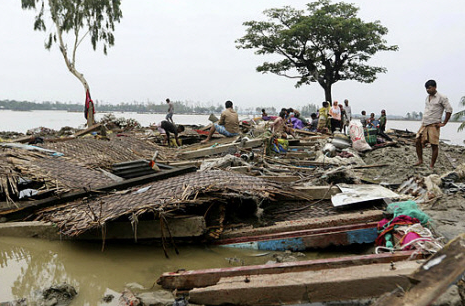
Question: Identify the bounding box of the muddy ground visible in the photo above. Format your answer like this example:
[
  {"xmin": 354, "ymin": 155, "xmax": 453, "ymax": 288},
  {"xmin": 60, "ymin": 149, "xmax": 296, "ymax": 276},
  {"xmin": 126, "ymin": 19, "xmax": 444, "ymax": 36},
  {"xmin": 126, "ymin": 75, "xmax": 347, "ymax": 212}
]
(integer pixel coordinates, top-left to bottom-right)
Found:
[{"xmin": 360, "ymin": 142, "xmax": 465, "ymax": 242}]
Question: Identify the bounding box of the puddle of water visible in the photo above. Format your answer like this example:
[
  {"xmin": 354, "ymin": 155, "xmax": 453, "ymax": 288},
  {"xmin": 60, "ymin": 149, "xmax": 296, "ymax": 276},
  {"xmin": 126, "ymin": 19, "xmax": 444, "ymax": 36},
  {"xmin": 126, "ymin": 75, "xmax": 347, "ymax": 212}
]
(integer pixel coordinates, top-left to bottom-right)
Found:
[{"xmin": 0, "ymin": 236, "xmax": 339, "ymax": 305}]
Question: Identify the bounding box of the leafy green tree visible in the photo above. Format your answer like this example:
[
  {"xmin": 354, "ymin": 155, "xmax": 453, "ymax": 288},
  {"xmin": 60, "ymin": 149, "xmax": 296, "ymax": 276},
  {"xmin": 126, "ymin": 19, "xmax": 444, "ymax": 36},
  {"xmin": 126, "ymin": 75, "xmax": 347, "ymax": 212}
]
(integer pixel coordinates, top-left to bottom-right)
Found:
[
  {"xmin": 21, "ymin": 0, "xmax": 122, "ymax": 96},
  {"xmin": 453, "ymin": 96, "xmax": 465, "ymax": 132},
  {"xmin": 236, "ymin": 0, "xmax": 398, "ymax": 103}
]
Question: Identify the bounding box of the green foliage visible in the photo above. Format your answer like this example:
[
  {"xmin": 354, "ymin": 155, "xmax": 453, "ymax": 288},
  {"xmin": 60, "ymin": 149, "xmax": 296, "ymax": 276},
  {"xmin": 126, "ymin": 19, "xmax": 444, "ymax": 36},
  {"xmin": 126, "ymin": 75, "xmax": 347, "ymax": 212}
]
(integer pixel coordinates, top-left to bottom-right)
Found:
[
  {"xmin": 236, "ymin": 0, "xmax": 398, "ymax": 102},
  {"xmin": 21, "ymin": 0, "xmax": 122, "ymax": 55}
]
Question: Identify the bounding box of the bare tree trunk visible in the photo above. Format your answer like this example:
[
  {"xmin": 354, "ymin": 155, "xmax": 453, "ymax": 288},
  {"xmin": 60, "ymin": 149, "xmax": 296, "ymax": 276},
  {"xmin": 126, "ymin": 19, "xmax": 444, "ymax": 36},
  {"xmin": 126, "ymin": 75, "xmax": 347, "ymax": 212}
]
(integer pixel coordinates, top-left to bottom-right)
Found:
[
  {"xmin": 55, "ymin": 24, "xmax": 94, "ymax": 125},
  {"xmin": 324, "ymin": 84, "xmax": 332, "ymax": 105}
]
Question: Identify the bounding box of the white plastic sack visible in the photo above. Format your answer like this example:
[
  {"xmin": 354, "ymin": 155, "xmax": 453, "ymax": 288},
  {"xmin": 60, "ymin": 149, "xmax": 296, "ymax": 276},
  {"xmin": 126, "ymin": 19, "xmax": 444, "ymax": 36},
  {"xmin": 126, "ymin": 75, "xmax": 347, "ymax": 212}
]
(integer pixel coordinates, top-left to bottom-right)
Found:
[{"xmin": 348, "ymin": 120, "xmax": 371, "ymax": 152}]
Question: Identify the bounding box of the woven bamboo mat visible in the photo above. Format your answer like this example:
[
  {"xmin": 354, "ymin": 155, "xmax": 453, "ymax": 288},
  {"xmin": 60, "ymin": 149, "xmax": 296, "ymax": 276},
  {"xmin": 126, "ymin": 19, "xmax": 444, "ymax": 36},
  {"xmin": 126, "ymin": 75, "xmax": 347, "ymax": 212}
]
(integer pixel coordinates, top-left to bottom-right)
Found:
[
  {"xmin": 34, "ymin": 170, "xmax": 309, "ymax": 237},
  {"xmin": 39, "ymin": 136, "xmax": 170, "ymax": 169}
]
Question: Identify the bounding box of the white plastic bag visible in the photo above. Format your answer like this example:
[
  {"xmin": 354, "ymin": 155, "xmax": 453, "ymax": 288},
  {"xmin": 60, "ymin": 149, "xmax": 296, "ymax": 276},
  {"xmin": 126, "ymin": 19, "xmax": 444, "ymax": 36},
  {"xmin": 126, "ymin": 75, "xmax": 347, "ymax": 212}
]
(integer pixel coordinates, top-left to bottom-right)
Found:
[{"xmin": 348, "ymin": 120, "xmax": 371, "ymax": 152}]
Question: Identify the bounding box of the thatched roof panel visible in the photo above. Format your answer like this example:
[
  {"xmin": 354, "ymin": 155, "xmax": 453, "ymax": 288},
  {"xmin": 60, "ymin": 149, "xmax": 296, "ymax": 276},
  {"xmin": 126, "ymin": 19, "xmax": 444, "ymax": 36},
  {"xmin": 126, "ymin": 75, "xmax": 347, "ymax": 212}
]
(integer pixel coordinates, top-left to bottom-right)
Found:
[{"xmin": 34, "ymin": 170, "xmax": 307, "ymax": 237}]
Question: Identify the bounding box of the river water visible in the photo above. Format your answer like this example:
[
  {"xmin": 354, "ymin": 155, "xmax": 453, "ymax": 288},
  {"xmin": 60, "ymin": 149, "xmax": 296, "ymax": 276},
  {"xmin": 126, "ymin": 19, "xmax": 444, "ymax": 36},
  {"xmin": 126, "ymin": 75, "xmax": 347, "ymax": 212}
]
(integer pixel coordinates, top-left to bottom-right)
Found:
[
  {"xmin": 0, "ymin": 110, "xmax": 463, "ymax": 145},
  {"xmin": 0, "ymin": 236, "xmax": 345, "ymax": 304}
]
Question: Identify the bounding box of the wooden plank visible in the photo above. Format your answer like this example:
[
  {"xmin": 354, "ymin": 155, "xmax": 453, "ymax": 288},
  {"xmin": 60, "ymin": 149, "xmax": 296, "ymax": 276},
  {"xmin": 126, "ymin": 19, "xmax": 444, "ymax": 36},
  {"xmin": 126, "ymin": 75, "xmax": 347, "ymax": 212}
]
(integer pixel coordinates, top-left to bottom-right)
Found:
[
  {"xmin": 373, "ymin": 233, "xmax": 465, "ymax": 306},
  {"xmin": 161, "ymin": 160, "xmax": 202, "ymax": 167},
  {"xmin": 268, "ymin": 159, "xmax": 328, "ymax": 167},
  {"xmin": 220, "ymin": 210, "xmax": 384, "ymax": 239},
  {"xmin": 296, "ymin": 140, "xmax": 318, "ymax": 146},
  {"xmin": 260, "ymin": 176, "xmax": 300, "ymax": 183},
  {"xmin": 294, "ymin": 185, "xmax": 341, "ymax": 199},
  {"xmin": 288, "ymin": 145, "xmax": 316, "ymax": 150},
  {"xmin": 229, "ymin": 166, "xmax": 251, "ymax": 174},
  {"xmin": 285, "ymin": 152, "xmax": 314, "ymax": 159},
  {"xmin": 178, "ymin": 139, "xmax": 263, "ymax": 159},
  {"xmin": 6, "ymin": 135, "xmax": 33, "ymax": 143},
  {"xmin": 73, "ymin": 123, "xmax": 102, "ymax": 137},
  {"xmin": 0, "ymin": 166, "xmax": 197, "ymax": 221},
  {"xmin": 213, "ymin": 222, "xmax": 379, "ymax": 251},
  {"xmin": 188, "ymin": 261, "xmax": 422, "ymax": 305},
  {"xmin": 0, "ymin": 217, "xmax": 206, "ymax": 240},
  {"xmin": 293, "ymin": 129, "xmax": 318, "ymax": 136},
  {"xmin": 158, "ymin": 251, "xmax": 421, "ymax": 290}
]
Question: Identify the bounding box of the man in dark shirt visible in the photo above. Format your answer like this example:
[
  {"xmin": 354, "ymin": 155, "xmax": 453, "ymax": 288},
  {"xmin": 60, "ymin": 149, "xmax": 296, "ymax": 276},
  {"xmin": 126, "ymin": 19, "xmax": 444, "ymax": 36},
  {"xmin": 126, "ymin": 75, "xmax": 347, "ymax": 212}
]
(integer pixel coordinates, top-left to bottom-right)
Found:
[{"xmin": 160, "ymin": 120, "xmax": 184, "ymax": 147}]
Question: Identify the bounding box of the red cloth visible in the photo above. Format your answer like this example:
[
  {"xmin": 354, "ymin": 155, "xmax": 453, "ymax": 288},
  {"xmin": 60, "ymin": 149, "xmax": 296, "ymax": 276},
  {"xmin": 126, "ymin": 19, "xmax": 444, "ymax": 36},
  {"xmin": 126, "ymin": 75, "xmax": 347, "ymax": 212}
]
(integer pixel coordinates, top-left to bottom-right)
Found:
[
  {"xmin": 84, "ymin": 89, "xmax": 94, "ymax": 119},
  {"xmin": 400, "ymin": 232, "xmax": 422, "ymax": 250},
  {"xmin": 375, "ymin": 215, "xmax": 420, "ymax": 246}
]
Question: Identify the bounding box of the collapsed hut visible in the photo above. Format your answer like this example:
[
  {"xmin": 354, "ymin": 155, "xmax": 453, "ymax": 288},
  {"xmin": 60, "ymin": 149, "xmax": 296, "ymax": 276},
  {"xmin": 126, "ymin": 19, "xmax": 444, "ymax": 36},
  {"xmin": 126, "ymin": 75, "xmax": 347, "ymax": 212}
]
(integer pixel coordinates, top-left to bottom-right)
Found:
[
  {"xmin": 1, "ymin": 118, "xmax": 465, "ymax": 305},
  {"xmin": 32, "ymin": 170, "xmax": 310, "ymax": 237}
]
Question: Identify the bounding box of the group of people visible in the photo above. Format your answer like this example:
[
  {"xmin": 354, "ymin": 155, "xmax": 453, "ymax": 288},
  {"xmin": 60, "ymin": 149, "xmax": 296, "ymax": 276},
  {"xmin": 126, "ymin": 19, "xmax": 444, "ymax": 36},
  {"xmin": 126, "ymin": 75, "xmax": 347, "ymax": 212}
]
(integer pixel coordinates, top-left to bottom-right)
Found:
[
  {"xmin": 158, "ymin": 79, "xmax": 453, "ymax": 170},
  {"xmin": 317, "ymin": 99, "xmax": 352, "ymax": 134},
  {"xmin": 360, "ymin": 110, "xmax": 387, "ymax": 132},
  {"xmin": 267, "ymin": 107, "xmax": 317, "ymax": 136},
  {"xmin": 160, "ymin": 99, "xmax": 241, "ymax": 146}
]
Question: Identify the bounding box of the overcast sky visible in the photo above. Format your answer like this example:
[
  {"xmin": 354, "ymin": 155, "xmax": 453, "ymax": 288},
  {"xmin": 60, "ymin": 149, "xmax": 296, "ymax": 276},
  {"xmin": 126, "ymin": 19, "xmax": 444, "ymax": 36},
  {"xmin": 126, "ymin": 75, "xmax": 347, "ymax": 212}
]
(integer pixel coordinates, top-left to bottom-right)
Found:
[{"xmin": 1, "ymin": 1, "xmax": 464, "ymax": 116}]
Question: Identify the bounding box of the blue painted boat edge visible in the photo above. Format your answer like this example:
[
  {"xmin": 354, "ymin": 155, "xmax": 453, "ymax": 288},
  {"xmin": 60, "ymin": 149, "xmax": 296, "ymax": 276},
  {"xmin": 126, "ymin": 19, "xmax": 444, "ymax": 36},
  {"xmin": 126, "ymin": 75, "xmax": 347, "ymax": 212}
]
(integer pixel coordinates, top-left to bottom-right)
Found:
[
  {"xmin": 219, "ymin": 228, "xmax": 378, "ymax": 251},
  {"xmin": 347, "ymin": 227, "xmax": 378, "ymax": 244}
]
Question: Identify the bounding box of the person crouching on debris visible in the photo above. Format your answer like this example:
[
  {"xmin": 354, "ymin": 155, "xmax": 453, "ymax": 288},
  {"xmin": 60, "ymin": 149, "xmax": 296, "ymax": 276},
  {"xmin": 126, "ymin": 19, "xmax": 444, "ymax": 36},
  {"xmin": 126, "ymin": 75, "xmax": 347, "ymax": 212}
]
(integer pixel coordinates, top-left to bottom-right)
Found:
[
  {"xmin": 270, "ymin": 110, "xmax": 294, "ymax": 136},
  {"xmin": 288, "ymin": 112, "xmax": 305, "ymax": 130},
  {"xmin": 201, "ymin": 100, "xmax": 239, "ymax": 143},
  {"xmin": 309, "ymin": 113, "xmax": 318, "ymax": 132},
  {"xmin": 157, "ymin": 120, "xmax": 185, "ymax": 147}
]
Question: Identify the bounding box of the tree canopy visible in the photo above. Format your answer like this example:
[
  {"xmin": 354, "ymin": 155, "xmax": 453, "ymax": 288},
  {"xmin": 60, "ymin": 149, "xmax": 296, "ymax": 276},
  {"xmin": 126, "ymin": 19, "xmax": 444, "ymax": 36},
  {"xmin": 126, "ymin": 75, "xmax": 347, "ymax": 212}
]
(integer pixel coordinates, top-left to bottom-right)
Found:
[
  {"xmin": 236, "ymin": 0, "xmax": 398, "ymax": 103},
  {"xmin": 21, "ymin": 0, "xmax": 122, "ymax": 93}
]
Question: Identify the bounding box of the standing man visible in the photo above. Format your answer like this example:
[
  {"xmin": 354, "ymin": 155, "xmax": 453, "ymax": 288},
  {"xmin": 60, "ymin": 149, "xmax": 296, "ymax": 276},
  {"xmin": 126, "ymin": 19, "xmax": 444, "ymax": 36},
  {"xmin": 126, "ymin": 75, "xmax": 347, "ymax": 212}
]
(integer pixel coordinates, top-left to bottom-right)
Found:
[
  {"xmin": 201, "ymin": 100, "xmax": 239, "ymax": 143},
  {"xmin": 343, "ymin": 99, "xmax": 352, "ymax": 134},
  {"xmin": 166, "ymin": 98, "xmax": 174, "ymax": 123},
  {"xmin": 415, "ymin": 80, "xmax": 453, "ymax": 168},
  {"xmin": 343, "ymin": 99, "xmax": 352, "ymax": 121}
]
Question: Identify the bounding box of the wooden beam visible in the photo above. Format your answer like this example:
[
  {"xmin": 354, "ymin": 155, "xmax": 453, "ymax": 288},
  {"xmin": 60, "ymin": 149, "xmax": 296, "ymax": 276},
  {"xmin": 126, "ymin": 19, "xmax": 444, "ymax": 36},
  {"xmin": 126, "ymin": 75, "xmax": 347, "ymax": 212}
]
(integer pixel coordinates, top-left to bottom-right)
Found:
[
  {"xmin": 285, "ymin": 152, "xmax": 314, "ymax": 159},
  {"xmin": 178, "ymin": 139, "xmax": 263, "ymax": 159},
  {"xmin": 260, "ymin": 176, "xmax": 300, "ymax": 183},
  {"xmin": 213, "ymin": 222, "xmax": 379, "ymax": 251},
  {"xmin": 0, "ymin": 216, "xmax": 206, "ymax": 240},
  {"xmin": 220, "ymin": 210, "xmax": 384, "ymax": 239},
  {"xmin": 73, "ymin": 123, "xmax": 102, "ymax": 137},
  {"xmin": 293, "ymin": 129, "xmax": 318, "ymax": 136},
  {"xmin": 229, "ymin": 166, "xmax": 252, "ymax": 174},
  {"xmin": 188, "ymin": 261, "xmax": 422, "ymax": 305},
  {"xmin": 293, "ymin": 185, "xmax": 341, "ymax": 199},
  {"xmin": 6, "ymin": 135, "xmax": 33, "ymax": 143},
  {"xmin": 373, "ymin": 233, "xmax": 465, "ymax": 306},
  {"xmin": 158, "ymin": 251, "xmax": 421, "ymax": 290}
]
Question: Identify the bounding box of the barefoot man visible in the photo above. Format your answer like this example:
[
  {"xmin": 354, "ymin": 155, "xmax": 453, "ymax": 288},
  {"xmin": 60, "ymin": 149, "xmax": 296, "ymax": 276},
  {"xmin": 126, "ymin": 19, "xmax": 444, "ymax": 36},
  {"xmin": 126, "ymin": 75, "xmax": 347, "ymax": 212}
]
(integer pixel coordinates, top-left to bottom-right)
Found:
[{"xmin": 415, "ymin": 79, "xmax": 453, "ymax": 168}]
